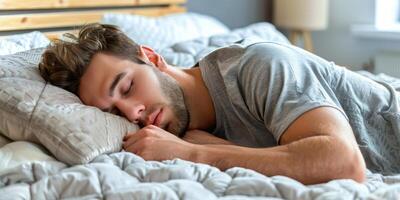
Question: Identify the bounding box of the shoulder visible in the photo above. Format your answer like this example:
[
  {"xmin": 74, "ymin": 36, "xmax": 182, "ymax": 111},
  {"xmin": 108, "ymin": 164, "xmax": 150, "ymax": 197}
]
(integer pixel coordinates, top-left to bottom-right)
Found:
[
  {"xmin": 280, "ymin": 106, "xmax": 353, "ymax": 145},
  {"xmin": 237, "ymin": 42, "xmax": 300, "ymax": 82},
  {"xmin": 243, "ymin": 42, "xmax": 307, "ymax": 63}
]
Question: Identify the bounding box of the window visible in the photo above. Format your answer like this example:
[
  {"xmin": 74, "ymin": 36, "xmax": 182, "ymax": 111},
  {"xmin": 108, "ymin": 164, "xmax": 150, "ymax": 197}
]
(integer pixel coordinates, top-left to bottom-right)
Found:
[
  {"xmin": 351, "ymin": 0, "xmax": 400, "ymax": 40},
  {"xmin": 375, "ymin": 0, "xmax": 400, "ymax": 30},
  {"xmin": 398, "ymin": 1, "xmax": 400, "ymax": 22}
]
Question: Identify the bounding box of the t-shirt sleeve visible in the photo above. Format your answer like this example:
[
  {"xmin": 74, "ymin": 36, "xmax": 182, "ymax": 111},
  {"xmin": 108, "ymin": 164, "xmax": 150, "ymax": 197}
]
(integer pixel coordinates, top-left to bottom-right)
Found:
[{"xmin": 239, "ymin": 42, "xmax": 347, "ymax": 143}]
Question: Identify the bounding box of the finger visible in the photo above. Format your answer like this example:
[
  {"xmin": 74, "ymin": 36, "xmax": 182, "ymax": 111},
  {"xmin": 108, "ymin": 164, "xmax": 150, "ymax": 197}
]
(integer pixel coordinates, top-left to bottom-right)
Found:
[
  {"xmin": 123, "ymin": 128, "xmax": 153, "ymax": 149},
  {"xmin": 123, "ymin": 135, "xmax": 141, "ymax": 149},
  {"xmin": 124, "ymin": 137, "xmax": 147, "ymax": 155},
  {"xmin": 123, "ymin": 131, "xmax": 137, "ymax": 141},
  {"xmin": 125, "ymin": 143, "xmax": 140, "ymax": 155},
  {"xmin": 123, "ymin": 134, "xmax": 130, "ymax": 141}
]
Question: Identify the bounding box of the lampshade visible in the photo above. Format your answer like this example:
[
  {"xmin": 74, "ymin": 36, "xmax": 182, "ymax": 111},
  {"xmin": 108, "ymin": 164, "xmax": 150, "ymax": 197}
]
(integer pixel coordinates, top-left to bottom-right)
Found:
[{"xmin": 274, "ymin": 0, "xmax": 329, "ymax": 31}]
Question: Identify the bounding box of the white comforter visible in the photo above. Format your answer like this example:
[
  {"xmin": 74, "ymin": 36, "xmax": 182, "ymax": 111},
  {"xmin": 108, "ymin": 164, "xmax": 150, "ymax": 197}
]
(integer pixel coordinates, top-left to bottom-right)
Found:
[{"xmin": 1, "ymin": 145, "xmax": 400, "ymax": 200}]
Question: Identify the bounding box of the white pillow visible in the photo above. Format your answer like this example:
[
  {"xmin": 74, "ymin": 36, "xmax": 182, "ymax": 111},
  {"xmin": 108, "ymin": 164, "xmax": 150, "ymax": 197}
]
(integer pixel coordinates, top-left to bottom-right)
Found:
[
  {"xmin": 101, "ymin": 12, "xmax": 230, "ymax": 50},
  {"xmin": 0, "ymin": 141, "xmax": 56, "ymax": 172},
  {"xmin": 0, "ymin": 48, "xmax": 139, "ymax": 165},
  {"xmin": 0, "ymin": 31, "xmax": 50, "ymax": 55}
]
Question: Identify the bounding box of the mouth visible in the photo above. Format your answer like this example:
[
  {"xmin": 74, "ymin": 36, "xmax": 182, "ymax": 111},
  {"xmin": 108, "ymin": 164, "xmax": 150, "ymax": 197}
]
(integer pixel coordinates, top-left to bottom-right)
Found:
[{"xmin": 152, "ymin": 108, "xmax": 163, "ymax": 127}]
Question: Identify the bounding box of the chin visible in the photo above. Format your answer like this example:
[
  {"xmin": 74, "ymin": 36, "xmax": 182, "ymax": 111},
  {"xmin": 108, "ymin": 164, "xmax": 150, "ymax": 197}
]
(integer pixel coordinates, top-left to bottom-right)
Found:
[
  {"xmin": 163, "ymin": 105, "xmax": 189, "ymax": 137},
  {"xmin": 166, "ymin": 123, "xmax": 178, "ymax": 136},
  {"xmin": 163, "ymin": 121, "xmax": 179, "ymax": 136}
]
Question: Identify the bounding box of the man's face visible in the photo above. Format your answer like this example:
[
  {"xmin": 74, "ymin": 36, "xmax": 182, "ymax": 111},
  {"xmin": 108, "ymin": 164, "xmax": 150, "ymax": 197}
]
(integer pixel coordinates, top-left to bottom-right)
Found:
[{"xmin": 79, "ymin": 53, "xmax": 189, "ymax": 136}]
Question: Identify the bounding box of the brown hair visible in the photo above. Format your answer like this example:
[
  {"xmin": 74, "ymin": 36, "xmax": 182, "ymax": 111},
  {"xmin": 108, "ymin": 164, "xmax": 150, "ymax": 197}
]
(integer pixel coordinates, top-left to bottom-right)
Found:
[{"xmin": 39, "ymin": 23, "xmax": 144, "ymax": 94}]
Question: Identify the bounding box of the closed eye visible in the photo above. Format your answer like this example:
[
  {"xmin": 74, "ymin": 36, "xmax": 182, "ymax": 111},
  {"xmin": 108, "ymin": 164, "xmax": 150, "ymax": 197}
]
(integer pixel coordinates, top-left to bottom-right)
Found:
[{"xmin": 123, "ymin": 80, "xmax": 134, "ymax": 96}]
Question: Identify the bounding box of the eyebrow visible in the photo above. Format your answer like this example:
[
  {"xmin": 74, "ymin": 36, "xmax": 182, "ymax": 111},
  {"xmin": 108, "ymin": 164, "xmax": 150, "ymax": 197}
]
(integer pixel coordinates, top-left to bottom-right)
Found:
[{"xmin": 109, "ymin": 72, "xmax": 127, "ymax": 97}]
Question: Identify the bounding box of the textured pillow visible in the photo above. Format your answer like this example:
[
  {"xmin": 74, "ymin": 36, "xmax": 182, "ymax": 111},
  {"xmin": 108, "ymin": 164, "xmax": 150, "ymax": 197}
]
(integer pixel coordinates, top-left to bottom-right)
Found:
[
  {"xmin": 0, "ymin": 48, "xmax": 139, "ymax": 165},
  {"xmin": 0, "ymin": 31, "xmax": 50, "ymax": 55},
  {"xmin": 101, "ymin": 12, "xmax": 230, "ymax": 51}
]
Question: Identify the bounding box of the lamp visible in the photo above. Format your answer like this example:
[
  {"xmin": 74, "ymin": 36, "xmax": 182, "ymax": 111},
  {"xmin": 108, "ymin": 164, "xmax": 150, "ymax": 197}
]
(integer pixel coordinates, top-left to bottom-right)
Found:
[{"xmin": 274, "ymin": 0, "xmax": 329, "ymax": 52}]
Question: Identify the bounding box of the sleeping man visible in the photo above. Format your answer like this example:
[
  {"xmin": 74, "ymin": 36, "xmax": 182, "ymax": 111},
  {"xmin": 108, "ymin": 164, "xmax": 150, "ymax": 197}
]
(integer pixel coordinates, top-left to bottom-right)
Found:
[{"xmin": 39, "ymin": 24, "xmax": 400, "ymax": 185}]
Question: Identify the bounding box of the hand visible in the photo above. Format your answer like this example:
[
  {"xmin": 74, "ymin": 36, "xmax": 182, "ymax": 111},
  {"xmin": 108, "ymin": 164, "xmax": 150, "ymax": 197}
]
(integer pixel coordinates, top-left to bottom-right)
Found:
[{"xmin": 123, "ymin": 125, "xmax": 197, "ymax": 161}]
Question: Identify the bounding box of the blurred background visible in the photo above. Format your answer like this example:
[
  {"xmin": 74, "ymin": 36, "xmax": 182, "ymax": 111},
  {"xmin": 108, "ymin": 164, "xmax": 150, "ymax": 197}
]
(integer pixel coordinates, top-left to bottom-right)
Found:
[
  {"xmin": 188, "ymin": 0, "xmax": 400, "ymax": 75},
  {"xmin": 1, "ymin": 0, "xmax": 399, "ymax": 75}
]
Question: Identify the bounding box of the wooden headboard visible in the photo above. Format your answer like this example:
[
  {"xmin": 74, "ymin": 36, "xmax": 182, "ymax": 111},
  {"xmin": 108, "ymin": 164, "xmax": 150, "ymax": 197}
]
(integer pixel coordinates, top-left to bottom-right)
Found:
[{"xmin": 0, "ymin": 0, "xmax": 186, "ymax": 39}]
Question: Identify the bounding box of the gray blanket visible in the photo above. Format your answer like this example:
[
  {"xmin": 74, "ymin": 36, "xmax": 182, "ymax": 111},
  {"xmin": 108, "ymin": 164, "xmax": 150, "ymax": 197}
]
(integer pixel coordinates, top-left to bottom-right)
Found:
[
  {"xmin": 1, "ymin": 152, "xmax": 400, "ymax": 200},
  {"xmin": 160, "ymin": 22, "xmax": 290, "ymax": 67}
]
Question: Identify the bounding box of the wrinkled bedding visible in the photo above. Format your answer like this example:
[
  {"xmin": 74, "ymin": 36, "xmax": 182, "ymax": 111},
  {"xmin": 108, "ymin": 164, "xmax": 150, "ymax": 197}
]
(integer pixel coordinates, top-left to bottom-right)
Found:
[
  {"xmin": 2, "ymin": 23, "xmax": 400, "ymax": 199},
  {"xmin": 0, "ymin": 32, "xmax": 49, "ymax": 56},
  {"xmin": 1, "ymin": 148, "xmax": 400, "ymax": 200},
  {"xmin": 160, "ymin": 22, "xmax": 289, "ymax": 67}
]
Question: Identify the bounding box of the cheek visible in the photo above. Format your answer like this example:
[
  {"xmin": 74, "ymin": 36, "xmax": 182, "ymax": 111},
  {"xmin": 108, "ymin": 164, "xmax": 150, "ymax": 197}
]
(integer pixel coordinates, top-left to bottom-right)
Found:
[
  {"xmin": 164, "ymin": 108, "xmax": 177, "ymax": 131},
  {"xmin": 135, "ymin": 81, "xmax": 167, "ymax": 104},
  {"xmin": 135, "ymin": 69, "xmax": 171, "ymax": 105},
  {"xmin": 164, "ymin": 107, "xmax": 175, "ymax": 120}
]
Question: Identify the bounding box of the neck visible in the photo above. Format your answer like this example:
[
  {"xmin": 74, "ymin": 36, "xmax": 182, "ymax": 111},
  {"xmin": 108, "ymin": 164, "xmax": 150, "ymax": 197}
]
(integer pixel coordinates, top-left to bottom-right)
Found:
[{"xmin": 163, "ymin": 65, "xmax": 216, "ymax": 131}]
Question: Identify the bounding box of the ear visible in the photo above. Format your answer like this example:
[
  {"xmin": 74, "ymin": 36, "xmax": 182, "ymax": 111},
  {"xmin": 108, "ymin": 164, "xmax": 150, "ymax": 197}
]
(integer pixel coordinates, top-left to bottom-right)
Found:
[{"xmin": 138, "ymin": 45, "xmax": 169, "ymax": 72}]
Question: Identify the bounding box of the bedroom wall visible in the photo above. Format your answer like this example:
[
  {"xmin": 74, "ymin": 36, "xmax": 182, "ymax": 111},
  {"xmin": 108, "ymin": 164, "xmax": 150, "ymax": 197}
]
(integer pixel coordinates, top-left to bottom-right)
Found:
[
  {"xmin": 187, "ymin": 0, "xmax": 271, "ymax": 29},
  {"xmin": 312, "ymin": 0, "xmax": 400, "ymax": 70},
  {"xmin": 188, "ymin": 0, "xmax": 400, "ymax": 71}
]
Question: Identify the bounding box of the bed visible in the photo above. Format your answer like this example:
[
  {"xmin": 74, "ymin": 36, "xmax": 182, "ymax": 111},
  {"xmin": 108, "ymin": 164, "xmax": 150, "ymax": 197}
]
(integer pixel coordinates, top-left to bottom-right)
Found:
[{"xmin": 1, "ymin": 0, "xmax": 400, "ymax": 199}]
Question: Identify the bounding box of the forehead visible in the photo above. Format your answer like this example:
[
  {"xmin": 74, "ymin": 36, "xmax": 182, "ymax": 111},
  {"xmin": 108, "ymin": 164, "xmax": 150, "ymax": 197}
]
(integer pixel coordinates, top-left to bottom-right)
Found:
[{"xmin": 78, "ymin": 53, "xmax": 131, "ymax": 107}]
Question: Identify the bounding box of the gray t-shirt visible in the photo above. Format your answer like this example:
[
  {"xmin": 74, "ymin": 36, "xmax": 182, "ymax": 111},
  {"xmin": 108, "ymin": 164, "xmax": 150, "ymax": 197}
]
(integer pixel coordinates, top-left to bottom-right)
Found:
[{"xmin": 198, "ymin": 40, "xmax": 400, "ymax": 175}]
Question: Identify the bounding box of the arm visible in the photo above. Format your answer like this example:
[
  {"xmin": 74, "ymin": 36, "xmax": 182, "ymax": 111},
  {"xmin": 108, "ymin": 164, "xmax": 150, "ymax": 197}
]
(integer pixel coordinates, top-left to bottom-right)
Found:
[
  {"xmin": 123, "ymin": 107, "xmax": 366, "ymax": 185},
  {"xmin": 182, "ymin": 129, "xmax": 234, "ymax": 145},
  {"xmin": 191, "ymin": 107, "xmax": 366, "ymax": 184}
]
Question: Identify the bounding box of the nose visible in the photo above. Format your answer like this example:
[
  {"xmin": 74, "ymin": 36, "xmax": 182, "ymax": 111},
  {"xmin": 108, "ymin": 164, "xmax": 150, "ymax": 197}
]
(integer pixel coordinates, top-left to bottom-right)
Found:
[{"xmin": 115, "ymin": 99, "xmax": 145, "ymax": 124}]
